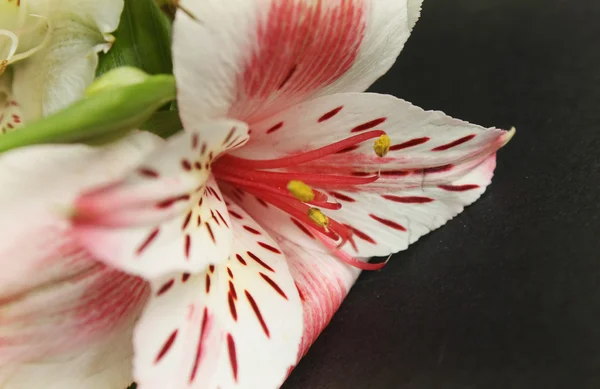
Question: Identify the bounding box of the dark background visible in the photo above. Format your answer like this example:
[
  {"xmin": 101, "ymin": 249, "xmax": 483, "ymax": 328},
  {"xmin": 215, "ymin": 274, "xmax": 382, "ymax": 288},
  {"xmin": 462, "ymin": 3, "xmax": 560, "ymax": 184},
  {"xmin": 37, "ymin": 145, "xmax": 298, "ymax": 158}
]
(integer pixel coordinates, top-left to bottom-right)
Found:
[{"xmin": 284, "ymin": 0, "xmax": 600, "ymax": 388}]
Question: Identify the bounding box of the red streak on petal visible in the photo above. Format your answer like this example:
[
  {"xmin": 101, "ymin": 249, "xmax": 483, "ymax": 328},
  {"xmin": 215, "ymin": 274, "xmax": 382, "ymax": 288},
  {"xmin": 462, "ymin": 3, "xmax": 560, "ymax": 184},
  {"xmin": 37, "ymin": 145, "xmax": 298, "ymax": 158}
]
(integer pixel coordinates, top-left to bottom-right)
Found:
[
  {"xmin": 227, "ymin": 334, "xmax": 238, "ymax": 382},
  {"xmin": 228, "ymin": 293, "xmax": 238, "ymax": 321},
  {"xmin": 260, "ymin": 273, "xmax": 288, "ymax": 299},
  {"xmin": 290, "ymin": 218, "xmax": 315, "ymax": 239},
  {"xmin": 380, "ymin": 170, "xmax": 411, "ymax": 177},
  {"xmin": 182, "ymin": 210, "xmax": 192, "ymax": 230},
  {"xmin": 223, "ymin": 127, "xmax": 236, "ymax": 144},
  {"xmin": 229, "ymin": 211, "xmax": 243, "ymax": 219},
  {"xmin": 247, "ymin": 251, "xmax": 275, "ymax": 272},
  {"xmin": 182, "ymin": 273, "xmax": 191, "ymax": 282},
  {"xmin": 424, "ymin": 164, "xmax": 454, "ymax": 173},
  {"xmin": 438, "ymin": 184, "xmax": 480, "ymax": 192},
  {"xmin": 432, "ymin": 134, "xmax": 476, "ymax": 151},
  {"xmin": 227, "ymin": 267, "xmax": 234, "ymax": 280},
  {"xmin": 389, "ymin": 137, "xmax": 430, "ymax": 151},
  {"xmin": 156, "ymin": 279, "xmax": 175, "ymax": 296},
  {"xmin": 266, "ymin": 122, "xmax": 284, "ymax": 134},
  {"xmin": 258, "ymin": 241, "xmax": 281, "ymax": 254},
  {"xmin": 369, "ymin": 214, "xmax": 407, "ymax": 231},
  {"xmin": 245, "ymin": 290, "xmax": 270, "ymax": 337},
  {"xmin": 200, "ymin": 143, "xmax": 207, "ymax": 156},
  {"xmin": 381, "ymin": 195, "xmax": 434, "ymax": 203},
  {"xmin": 189, "ymin": 308, "xmax": 209, "ymax": 383},
  {"xmin": 318, "ymin": 106, "xmax": 344, "ymax": 122},
  {"xmin": 216, "ymin": 210, "xmax": 229, "ymax": 228},
  {"xmin": 206, "ymin": 223, "xmax": 216, "ymax": 243},
  {"xmin": 329, "ymin": 191, "xmax": 356, "ymax": 202},
  {"xmin": 229, "ymin": 280, "xmax": 237, "ymax": 299},
  {"xmin": 295, "ymin": 282, "xmax": 306, "ymax": 301},
  {"xmin": 345, "ymin": 224, "xmax": 376, "ymax": 244},
  {"xmin": 243, "ymin": 225, "xmax": 261, "ymax": 235},
  {"xmin": 192, "ymin": 134, "xmax": 199, "ymax": 149},
  {"xmin": 136, "ymin": 228, "xmax": 160, "ymax": 255},
  {"xmin": 235, "ymin": 254, "xmax": 247, "ymax": 265},
  {"xmin": 181, "ymin": 159, "xmax": 193, "ymax": 171},
  {"xmin": 205, "ymin": 274, "xmax": 211, "ymax": 294},
  {"xmin": 279, "ymin": 65, "xmax": 297, "ymax": 89},
  {"xmin": 257, "ymin": 197, "xmax": 269, "ymax": 207},
  {"xmin": 350, "ymin": 117, "xmax": 387, "ymax": 133},
  {"xmin": 209, "ymin": 265, "xmax": 215, "ymax": 273},
  {"xmin": 137, "ymin": 167, "xmax": 160, "ymax": 178},
  {"xmin": 155, "ymin": 329, "xmax": 178, "ymax": 363},
  {"xmin": 156, "ymin": 194, "xmax": 190, "ymax": 209},
  {"xmin": 185, "ymin": 234, "xmax": 191, "ymax": 259}
]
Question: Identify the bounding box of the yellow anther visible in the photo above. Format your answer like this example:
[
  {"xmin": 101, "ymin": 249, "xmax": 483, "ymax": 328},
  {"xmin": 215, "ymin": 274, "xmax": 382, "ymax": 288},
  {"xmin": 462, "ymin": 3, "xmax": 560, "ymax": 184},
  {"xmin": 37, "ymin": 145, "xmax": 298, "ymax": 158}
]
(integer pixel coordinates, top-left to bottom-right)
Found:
[
  {"xmin": 373, "ymin": 134, "xmax": 391, "ymax": 157},
  {"xmin": 307, "ymin": 207, "xmax": 329, "ymax": 227},
  {"xmin": 287, "ymin": 180, "xmax": 315, "ymax": 202}
]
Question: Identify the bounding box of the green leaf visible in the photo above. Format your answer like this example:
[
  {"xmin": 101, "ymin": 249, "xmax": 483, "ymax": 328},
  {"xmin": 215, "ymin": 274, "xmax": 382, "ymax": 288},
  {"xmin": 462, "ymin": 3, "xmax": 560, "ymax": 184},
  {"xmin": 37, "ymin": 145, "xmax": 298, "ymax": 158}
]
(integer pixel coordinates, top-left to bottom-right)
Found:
[
  {"xmin": 97, "ymin": 0, "xmax": 173, "ymax": 77},
  {"xmin": 139, "ymin": 110, "xmax": 183, "ymax": 139},
  {"xmin": 0, "ymin": 74, "xmax": 176, "ymax": 153}
]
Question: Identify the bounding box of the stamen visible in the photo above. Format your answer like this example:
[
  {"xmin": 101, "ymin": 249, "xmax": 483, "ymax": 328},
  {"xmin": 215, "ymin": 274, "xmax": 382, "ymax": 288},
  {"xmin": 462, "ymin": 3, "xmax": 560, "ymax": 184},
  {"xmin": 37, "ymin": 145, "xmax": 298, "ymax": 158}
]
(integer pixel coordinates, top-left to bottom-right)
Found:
[
  {"xmin": 213, "ymin": 164, "xmax": 378, "ymax": 188},
  {"xmin": 307, "ymin": 208, "xmax": 328, "ymax": 227},
  {"xmin": 219, "ymin": 130, "xmax": 386, "ymax": 170},
  {"xmin": 373, "ymin": 134, "xmax": 391, "ymax": 157},
  {"xmin": 287, "ymin": 180, "xmax": 315, "ymax": 202}
]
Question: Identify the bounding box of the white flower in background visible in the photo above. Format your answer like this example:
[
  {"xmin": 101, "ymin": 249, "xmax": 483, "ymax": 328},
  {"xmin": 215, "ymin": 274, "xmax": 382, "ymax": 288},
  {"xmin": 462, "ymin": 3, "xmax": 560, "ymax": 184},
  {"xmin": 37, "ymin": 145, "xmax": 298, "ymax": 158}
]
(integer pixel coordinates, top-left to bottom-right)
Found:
[{"xmin": 0, "ymin": 0, "xmax": 124, "ymax": 133}]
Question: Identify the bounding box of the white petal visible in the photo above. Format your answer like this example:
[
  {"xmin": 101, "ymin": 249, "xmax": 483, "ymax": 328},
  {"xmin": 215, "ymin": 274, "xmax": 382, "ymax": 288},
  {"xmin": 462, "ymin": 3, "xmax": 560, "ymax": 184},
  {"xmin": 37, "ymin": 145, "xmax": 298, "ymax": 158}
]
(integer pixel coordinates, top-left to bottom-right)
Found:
[
  {"xmin": 322, "ymin": 155, "xmax": 499, "ymax": 257},
  {"xmin": 12, "ymin": 0, "xmax": 124, "ymax": 120},
  {"xmin": 132, "ymin": 199, "xmax": 303, "ymax": 389},
  {"xmin": 268, "ymin": 231, "xmax": 361, "ymax": 359},
  {"xmin": 408, "ymin": 0, "xmax": 424, "ymax": 30},
  {"xmin": 173, "ymin": 0, "xmax": 412, "ymax": 125},
  {"xmin": 74, "ymin": 121, "xmax": 250, "ymax": 279}
]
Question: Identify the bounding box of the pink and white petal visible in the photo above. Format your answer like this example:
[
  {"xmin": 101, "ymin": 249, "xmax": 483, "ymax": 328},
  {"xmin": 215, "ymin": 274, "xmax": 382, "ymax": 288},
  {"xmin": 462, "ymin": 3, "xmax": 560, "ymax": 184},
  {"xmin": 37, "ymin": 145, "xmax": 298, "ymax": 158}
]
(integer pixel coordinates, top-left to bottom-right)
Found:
[
  {"xmin": 324, "ymin": 154, "xmax": 498, "ymax": 258},
  {"xmin": 232, "ymin": 93, "xmax": 512, "ymax": 191},
  {"xmin": 0, "ymin": 132, "xmax": 161, "ymax": 295},
  {"xmin": 74, "ymin": 121, "xmax": 250, "ymax": 279},
  {"xmin": 174, "ymin": 0, "xmax": 411, "ymax": 125},
  {"xmin": 132, "ymin": 200, "xmax": 302, "ymax": 389},
  {"xmin": 0, "ymin": 134, "xmax": 155, "ymax": 388},
  {"xmin": 269, "ymin": 233, "xmax": 361, "ymax": 360},
  {"xmin": 0, "ymin": 261, "xmax": 148, "ymax": 389}
]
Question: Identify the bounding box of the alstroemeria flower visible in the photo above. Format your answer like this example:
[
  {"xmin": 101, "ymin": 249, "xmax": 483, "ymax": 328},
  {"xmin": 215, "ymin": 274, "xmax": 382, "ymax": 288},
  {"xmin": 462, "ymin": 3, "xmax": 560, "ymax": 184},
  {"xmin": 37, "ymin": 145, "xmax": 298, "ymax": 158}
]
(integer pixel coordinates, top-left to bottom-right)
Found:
[
  {"xmin": 72, "ymin": 1, "xmax": 513, "ymax": 388},
  {"xmin": 0, "ymin": 132, "xmax": 165, "ymax": 388},
  {"xmin": 0, "ymin": 0, "xmax": 124, "ymax": 133}
]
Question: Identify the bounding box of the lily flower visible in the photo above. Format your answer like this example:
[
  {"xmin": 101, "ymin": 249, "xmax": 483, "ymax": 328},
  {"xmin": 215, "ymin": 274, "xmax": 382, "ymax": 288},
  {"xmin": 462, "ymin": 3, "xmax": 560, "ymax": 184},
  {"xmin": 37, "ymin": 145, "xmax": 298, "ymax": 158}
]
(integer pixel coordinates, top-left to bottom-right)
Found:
[
  {"xmin": 68, "ymin": 1, "xmax": 513, "ymax": 388},
  {"xmin": 0, "ymin": 0, "xmax": 124, "ymax": 133}
]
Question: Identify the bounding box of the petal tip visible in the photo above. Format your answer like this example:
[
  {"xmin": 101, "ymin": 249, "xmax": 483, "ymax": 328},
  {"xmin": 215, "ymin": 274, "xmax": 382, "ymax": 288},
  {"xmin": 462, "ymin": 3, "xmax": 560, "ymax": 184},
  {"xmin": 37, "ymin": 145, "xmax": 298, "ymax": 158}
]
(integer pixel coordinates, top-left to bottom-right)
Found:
[{"xmin": 502, "ymin": 126, "xmax": 516, "ymax": 147}]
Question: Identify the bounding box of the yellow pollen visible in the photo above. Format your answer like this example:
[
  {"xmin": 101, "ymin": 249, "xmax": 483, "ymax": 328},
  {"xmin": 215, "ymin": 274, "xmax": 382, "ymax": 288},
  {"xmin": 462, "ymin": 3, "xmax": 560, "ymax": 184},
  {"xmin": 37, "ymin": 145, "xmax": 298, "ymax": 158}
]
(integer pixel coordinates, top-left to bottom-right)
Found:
[
  {"xmin": 307, "ymin": 207, "xmax": 329, "ymax": 227},
  {"xmin": 373, "ymin": 134, "xmax": 391, "ymax": 157},
  {"xmin": 287, "ymin": 180, "xmax": 315, "ymax": 202}
]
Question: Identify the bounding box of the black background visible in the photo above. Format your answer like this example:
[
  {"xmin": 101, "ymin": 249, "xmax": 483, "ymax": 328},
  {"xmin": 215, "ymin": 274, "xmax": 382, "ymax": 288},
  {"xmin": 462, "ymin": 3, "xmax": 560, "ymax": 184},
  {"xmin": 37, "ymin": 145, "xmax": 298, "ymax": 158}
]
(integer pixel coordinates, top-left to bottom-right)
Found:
[{"xmin": 284, "ymin": 0, "xmax": 600, "ymax": 388}]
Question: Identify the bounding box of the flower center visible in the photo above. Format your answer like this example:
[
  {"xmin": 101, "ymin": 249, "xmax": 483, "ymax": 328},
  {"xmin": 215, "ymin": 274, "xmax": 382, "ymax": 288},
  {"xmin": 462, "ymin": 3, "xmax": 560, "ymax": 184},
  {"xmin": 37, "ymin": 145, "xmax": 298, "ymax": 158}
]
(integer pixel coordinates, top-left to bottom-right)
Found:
[{"xmin": 212, "ymin": 130, "xmax": 390, "ymax": 270}]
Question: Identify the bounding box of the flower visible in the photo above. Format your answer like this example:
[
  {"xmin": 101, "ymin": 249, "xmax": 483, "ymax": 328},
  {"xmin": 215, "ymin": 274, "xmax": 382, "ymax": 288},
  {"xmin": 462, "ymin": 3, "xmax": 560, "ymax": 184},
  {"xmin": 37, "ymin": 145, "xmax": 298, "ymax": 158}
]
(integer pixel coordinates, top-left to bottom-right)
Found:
[
  {"xmin": 0, "ymin": 132, "xmax": 162, "ymax": 388},
  {"xmin": 67, "ymin": 1, "xmax": 513, "ymax": 388},
  {"xmin": 0, "ymin": 0, "xmax": 124, "ymax": 133}
]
